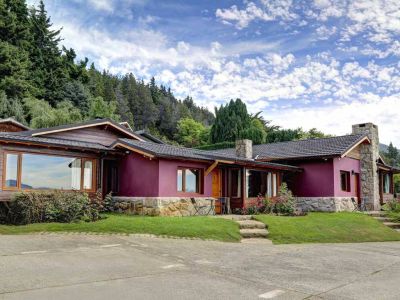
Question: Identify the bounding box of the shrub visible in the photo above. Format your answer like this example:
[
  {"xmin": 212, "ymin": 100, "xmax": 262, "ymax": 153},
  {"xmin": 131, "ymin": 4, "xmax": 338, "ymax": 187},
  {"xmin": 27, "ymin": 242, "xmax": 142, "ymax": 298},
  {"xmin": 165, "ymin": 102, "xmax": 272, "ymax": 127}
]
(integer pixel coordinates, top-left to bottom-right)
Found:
[
  {"xmin": 382, "ymin": 198, "xmax": 400, "ymax": 213},
  {"xmin": 1, "ymin": 190, "xmax": 102, "ymax": 225},
  {"xmin": 273, "ymin": 183, "xmax": 296, "ymax": 215}
]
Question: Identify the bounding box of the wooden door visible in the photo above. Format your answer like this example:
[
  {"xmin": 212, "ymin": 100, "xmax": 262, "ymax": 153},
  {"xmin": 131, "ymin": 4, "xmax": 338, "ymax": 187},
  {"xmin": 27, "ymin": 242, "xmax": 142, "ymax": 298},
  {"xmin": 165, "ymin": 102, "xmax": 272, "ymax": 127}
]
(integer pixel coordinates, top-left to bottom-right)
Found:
[
  {"xmin": 354, "ymin": 173, "xmax": 360, "ymax": 204},
  {"xmin": 212, "ymin": 169, "xmax": 221, "ymax": 214}
]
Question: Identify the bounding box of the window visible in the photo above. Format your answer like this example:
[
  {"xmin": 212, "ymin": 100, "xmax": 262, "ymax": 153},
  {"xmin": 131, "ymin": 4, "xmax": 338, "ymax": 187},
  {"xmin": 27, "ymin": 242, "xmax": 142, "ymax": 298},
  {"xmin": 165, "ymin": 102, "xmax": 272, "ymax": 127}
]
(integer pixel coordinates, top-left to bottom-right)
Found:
[
  {"xmin": 340, "ymin": 171, "xmax": 351, "ymax": 192},
  {"xmin": 4, "ymin": 153, "xmax": 18, "ymax": 188},
  {"xmin": 246, "ymin": 170, "xmax": 278, "ymax": 198},
  {"xmin": 383, "ymin": 173, "xmax": 391, "ymax": 194},
  {"xmin": 177, "ymin": 167, "xmax": 202, "ymax": 193},
  {"xmin": 3, "ymin": 152, "xmax": 96, "ymax": 191},
  {"xmin": 229, "ymin": 169, "xmax": 241, "ymax": 198}
]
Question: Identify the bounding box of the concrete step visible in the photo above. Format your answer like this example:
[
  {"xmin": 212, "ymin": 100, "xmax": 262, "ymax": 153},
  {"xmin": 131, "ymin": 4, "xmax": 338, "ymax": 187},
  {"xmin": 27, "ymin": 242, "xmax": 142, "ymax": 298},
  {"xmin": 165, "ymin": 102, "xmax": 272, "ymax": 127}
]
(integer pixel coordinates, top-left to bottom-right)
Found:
[
  {"xmin": 395, "ymin": 229, "xmax": 400, "ymax": 233},
  {"xmin": 237, "ymin": 220, "xmax": 266, "ymax": 229},
  {"xmin": 240, "ymin": 228, "xmax": 269, "ymax": 238},
  {"xmin": 383, "ymin": 222, "xmax": 400, "ymax": 229},
  {"xmin": 365, "ymin": 211, "xmax": 387, "ymax": 217},
  {"xmin": 374, "ymin": 216, "xmax": 394, "ymax": 222}
]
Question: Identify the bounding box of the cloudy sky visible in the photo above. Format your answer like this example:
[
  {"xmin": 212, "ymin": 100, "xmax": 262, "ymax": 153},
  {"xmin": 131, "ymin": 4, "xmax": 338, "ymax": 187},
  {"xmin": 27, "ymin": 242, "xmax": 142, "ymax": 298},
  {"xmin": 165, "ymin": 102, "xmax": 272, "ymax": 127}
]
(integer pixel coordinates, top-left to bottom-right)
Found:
[{"xmin": 28, "ymin": 0, "xmax": 400, "ymax": 146}]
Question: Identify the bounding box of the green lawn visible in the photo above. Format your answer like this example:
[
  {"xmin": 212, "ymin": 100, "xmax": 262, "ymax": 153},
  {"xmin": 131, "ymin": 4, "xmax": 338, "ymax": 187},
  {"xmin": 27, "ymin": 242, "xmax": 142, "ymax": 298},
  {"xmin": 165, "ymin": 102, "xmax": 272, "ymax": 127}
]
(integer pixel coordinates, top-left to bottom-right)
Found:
[
  {"xmin": 0, "ymin": 213, "xmax": 241, "ymax": 242},
  {"xmin": 255, "ymin": 212, "xmax": 400, "ymax": 244}
]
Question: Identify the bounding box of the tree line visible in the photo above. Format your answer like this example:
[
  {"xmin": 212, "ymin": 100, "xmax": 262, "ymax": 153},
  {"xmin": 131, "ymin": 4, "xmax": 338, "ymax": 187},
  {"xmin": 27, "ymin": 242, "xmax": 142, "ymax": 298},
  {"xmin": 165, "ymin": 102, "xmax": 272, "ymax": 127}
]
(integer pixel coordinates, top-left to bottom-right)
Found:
[{"xmin": 1, "ymin": 0, "xmax": 332, "ymax": 147}]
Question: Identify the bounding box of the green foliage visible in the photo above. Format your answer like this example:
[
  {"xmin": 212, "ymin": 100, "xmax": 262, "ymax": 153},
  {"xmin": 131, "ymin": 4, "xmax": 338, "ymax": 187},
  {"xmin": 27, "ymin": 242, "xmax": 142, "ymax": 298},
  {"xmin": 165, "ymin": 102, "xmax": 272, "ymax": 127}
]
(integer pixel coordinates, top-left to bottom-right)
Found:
[
  {"xmin": 382, "ymin": 142, "xmax": 400, "ymax": 167},
  {"xmin": 0, "ymin": 91, "xmax": 26, "ymax": 123},
  {"xmin": 196, "ymin": 141, "xmax": 235, "ymax": 150},
  {"xmin": 25, "ymin": 97, "xmax": 82, "ymax": 128},
  {"xmin": 88, "ymin": 96, "xmax": 119, "ymax": 121},
  {"xmin": 211, "ymin": 99, "xmax": 252, "ymax": 143},
  {"xmin": 395, "ymin": 175, "xmax": 400, "ymax": 194},
  {"xmin": 273, "ymin": 183, "xmax": 296, "ymax": 215},
  {"xmin": 240, "ymin": 118, "xmax": 267, "ymax": 145},
  {"xmin": 175, "ymin": 117, "xmax": 210, "ymax": 147},
  {"xmin": 382, "ymin": 198, "xmax": 400, "ymax": 213},
  {"xmin": 1, "ymin": 190, "xmax": 101, "ymax": 225}
]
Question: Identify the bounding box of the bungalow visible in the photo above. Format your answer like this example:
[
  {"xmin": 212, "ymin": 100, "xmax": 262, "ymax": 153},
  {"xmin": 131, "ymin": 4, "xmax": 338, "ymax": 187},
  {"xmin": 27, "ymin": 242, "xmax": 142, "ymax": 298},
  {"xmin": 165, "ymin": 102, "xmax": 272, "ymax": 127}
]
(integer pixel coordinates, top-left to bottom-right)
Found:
[{"xmin": 0, "ymin": 118, "xmax": 397, "ymax": 215}]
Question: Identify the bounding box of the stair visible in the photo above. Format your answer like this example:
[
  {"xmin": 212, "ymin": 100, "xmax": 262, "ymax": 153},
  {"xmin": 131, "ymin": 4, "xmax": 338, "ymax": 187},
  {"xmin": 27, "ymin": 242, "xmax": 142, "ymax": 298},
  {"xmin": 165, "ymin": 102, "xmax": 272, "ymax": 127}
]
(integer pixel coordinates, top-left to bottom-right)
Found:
[
  {"xmin": 237, "ymin": 220, "xmax": 267, "ymax": 229},
  {"xmin": 382, "ymin": 222, "xmax": 400, "ymax": 229},
  {"xmin": 240, "ymin": 228, "xmax": 269, "ymax": 238},
  {"xmin": 366, "ymin": 211, "xmax": 400, "ymax": 232}
]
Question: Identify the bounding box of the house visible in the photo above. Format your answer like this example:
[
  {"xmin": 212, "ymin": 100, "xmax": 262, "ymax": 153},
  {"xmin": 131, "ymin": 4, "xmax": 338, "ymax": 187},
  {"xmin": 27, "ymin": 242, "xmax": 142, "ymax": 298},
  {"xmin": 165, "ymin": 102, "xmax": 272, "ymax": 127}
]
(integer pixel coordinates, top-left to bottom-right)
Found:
[{"xmin": 0, "ymin": 118, "xmax": 397, "ymax": 215}]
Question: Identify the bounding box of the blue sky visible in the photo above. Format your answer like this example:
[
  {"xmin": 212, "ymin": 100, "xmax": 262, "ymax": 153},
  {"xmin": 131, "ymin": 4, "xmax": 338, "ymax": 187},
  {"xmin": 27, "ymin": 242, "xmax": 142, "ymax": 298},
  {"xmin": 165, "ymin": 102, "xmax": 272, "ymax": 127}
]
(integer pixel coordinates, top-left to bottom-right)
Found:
[{"xmin": 28, "ymin": 0, "xmax": 400, "ymax": 146}]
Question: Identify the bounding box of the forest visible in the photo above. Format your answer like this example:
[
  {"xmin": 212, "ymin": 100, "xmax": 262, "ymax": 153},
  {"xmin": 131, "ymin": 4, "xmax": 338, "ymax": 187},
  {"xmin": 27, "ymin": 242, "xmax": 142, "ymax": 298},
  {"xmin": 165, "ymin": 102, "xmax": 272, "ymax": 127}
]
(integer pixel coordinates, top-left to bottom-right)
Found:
[{"xmin": 1, "ymin": 0, "xmax": 399, "ymax": 174}]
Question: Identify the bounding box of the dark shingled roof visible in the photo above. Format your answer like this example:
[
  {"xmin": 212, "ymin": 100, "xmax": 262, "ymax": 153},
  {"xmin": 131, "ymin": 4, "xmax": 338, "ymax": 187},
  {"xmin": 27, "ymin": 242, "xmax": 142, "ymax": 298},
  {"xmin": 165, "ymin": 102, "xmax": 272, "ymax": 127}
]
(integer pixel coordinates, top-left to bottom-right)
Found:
[
  {"xmin": 15, "ymin": 118, "xmax": 144, "ymax": 141},
  {"xmin": 134, "ymin": 130, "xmax": 165, "ymax": 144},
  {"xmin": 211, "ymin": 134, "xmax": 368, "ymax": 161},
  {"xmin": 0, "ymin": 132, "xmax": 110, "ymax": 151},
  {"xmin": 114, "ymin": 139, "xmax": 301, "ymax": 171}
]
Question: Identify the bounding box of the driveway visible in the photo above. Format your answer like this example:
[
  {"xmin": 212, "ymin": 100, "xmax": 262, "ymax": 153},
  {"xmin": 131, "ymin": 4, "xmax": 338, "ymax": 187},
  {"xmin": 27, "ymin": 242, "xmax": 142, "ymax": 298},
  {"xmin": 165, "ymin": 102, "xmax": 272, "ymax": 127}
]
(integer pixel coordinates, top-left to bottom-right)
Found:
[{"xmin": 1, "ymin": 234, "xmax": 400, "ymax": 299}]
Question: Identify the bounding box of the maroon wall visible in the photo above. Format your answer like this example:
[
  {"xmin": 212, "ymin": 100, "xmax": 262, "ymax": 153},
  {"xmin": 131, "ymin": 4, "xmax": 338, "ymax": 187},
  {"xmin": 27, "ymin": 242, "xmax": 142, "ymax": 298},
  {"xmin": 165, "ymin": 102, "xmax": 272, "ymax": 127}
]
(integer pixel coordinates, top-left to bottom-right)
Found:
[
  {"xmin": 290, "ymin": 159, "xmax": 335, "ymax": 197},
  {"xmin": 118, "ymin": 152, "xmax": 159, "ymax": 197},
  {"xmin": 158, "ymin": 159, "xmax": 212, "ymax": 197},
  {"xmin": 118, "ymin": 153, "xmax": 212, "ymax": 197}
]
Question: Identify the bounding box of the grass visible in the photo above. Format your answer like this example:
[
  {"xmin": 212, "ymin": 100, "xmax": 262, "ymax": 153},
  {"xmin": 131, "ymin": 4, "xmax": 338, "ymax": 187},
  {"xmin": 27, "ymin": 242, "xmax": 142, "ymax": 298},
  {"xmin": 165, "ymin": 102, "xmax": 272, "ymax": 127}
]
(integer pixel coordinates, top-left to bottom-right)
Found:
[
  {"xmin": 0, "ymin": 213, "xmax": 241, "ymax": 242},
  {"xmin": 387, "ymin": 211, "xmax": 400, "ymax": 222},
  {"xmin": 255, "ymin": 212, "xmax": 400, "ymax": 244}
]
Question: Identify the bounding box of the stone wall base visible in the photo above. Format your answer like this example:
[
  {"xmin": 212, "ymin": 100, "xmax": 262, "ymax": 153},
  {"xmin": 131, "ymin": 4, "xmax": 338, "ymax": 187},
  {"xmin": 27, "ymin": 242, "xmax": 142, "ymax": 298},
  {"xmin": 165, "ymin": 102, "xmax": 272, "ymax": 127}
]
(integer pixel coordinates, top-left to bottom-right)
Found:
[
  {"xmin": 112, "ymin": 197, "xmax": 215, "ymax": 216},
  {"xmin": 296, "ymin": 197, "xmax": 356, "ymax": 212}
]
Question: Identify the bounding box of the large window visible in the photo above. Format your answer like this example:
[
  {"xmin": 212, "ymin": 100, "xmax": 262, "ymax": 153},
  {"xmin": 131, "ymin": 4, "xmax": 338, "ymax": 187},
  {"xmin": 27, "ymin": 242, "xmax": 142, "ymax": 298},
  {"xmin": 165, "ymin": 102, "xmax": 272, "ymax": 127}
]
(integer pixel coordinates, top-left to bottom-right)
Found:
[
  {"xmin": 246, "ymin": 170, "xmax": 278, "ymax": 198},
  {"xmin": 3, "ymin": 152, "xmax": 96, "ymax": 191},
  {"xmin": 177, "ymin": 167, "xmax": 202, "ymax": 193},
  {"xmin": 340, "ymin": 171, "xmax": 351, "ymax": 192}
]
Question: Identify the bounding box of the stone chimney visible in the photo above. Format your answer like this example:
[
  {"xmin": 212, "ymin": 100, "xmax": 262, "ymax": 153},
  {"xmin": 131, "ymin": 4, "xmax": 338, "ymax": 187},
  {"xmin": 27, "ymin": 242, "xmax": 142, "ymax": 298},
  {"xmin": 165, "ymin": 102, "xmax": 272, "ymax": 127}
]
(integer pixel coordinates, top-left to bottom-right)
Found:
[
  {"xmin": 236, "ymin": 139, "xmax": 253, "ymax": 159},
  {"xmin": 352, "ymin": 123, "xmax": 380, "ymax": 210}
]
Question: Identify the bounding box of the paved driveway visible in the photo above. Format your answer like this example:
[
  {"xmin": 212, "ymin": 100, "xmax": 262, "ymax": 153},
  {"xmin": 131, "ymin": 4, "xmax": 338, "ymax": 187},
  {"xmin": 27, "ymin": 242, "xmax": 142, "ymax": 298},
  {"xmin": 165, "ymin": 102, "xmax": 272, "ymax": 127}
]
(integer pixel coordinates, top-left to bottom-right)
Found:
[{"xmin": 1, "ymin": 234, "xmax": 400, "ymax": 299}]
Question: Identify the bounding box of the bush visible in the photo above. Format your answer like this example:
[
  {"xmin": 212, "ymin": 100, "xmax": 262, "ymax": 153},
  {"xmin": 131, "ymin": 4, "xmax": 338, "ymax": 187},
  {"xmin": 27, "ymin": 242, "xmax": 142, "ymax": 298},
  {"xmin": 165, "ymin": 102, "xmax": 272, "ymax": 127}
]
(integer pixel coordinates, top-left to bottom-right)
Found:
[
  {"xmin": 272, "ymin": 183, "xmax": 296, "ymax": 215},
  {"xmin": 382, "ymin": 198, "xmax": 400, "ymax": 213},
  {"xmin": 0, "ymin": 190, "xmax": 102, "ymax": 225}
]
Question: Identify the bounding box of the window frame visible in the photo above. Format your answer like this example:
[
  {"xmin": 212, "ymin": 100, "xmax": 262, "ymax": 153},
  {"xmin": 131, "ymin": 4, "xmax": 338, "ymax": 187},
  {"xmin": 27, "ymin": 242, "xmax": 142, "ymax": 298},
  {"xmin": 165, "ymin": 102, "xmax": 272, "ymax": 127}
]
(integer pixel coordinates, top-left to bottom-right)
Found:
[
  {"xmin": 383, "ymin": 173, "xmax": 392, "ymax": 194},
  {"xmin": 340, "ymin": 170, "xmax": 351, "ymax": 192},
  {"xmin": 177, "ymin": 167, "xmax": 203, "ymax": 194},
  {"xmin": 2, "ymin": 151, "xmax": 97, "ymax": 192}
]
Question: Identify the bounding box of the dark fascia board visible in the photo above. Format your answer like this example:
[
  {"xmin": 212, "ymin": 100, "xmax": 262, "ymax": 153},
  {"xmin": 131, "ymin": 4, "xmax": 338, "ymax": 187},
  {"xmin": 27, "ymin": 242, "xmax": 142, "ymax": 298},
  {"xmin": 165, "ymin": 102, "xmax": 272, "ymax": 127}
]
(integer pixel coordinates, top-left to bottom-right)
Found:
[
  {"xmin": 112, "ymin": 139, "xmax": 301, "ymax": 172},
  {"xmin": 26, "ymin": 119, "xmax": 145, "ymax": 141},
  {"xmin": 0, "ymin": 136, "xmax": 112, "ymax": 153}
]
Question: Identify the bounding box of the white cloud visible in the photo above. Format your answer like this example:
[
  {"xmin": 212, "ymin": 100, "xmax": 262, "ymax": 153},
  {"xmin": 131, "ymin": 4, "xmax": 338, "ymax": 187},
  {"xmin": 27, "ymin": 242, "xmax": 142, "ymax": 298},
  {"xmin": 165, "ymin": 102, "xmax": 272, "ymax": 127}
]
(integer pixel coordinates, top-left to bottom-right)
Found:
[
  {"xmin": 315, "ymin": 25, "xmax": 337, "ymax": 40},
  {"xmin": 269, "ymin": 94, "xmax": 400, "ymax": 147},
  {"xmin": 216, "ymin": 0, "xmax": 296, "ymax": 29}
]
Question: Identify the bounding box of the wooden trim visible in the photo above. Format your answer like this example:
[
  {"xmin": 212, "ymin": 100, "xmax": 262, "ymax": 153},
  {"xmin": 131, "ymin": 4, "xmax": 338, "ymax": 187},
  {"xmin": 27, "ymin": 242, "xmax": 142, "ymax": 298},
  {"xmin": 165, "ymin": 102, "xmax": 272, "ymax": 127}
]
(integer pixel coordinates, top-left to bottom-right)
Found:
[
  {"xmin": 2, "ymin": 150, "xmax": 97, "ymax": 193},
  {"xmin": 341, "ymin": 136, "xmax": 371, "ymax": 158},
  {"xmin": 177, "ymin": 167, "xmax": 204, "ymax": 195},
  {"xmin": 111, "ymin": 142, "xmax": 155, "ymax": 159},
  {"xmin": 31, "ymin": 121, "xmax": 145, "ymax": 141},
  {"xmin": 205, "ymin": 161, "xmax": 219, "ymax": 176}
]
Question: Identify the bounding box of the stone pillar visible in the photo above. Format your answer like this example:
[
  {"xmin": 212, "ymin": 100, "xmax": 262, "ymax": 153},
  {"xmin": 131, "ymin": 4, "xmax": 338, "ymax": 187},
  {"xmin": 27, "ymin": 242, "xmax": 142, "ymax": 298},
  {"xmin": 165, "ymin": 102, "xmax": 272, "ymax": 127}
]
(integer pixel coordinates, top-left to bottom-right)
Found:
[
  {"xmin": 235, "ymin": 139, "xmax": 253, "ymax": 159},
  {"xmin": 352, "ymin": 123, "xmax": 380, "ymax": 210}
]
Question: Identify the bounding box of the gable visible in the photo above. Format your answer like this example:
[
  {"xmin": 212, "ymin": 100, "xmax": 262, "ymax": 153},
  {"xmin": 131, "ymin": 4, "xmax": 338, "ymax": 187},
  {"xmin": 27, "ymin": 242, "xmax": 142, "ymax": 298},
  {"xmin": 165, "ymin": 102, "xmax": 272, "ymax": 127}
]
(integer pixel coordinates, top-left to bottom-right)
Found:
[
  {"xmin": 44, "ymin": 126, "xmax": 136, "ymax": 146},
  {"xmin": 345, "ymin": 144, "xmax": 361, "ymax": 160}
]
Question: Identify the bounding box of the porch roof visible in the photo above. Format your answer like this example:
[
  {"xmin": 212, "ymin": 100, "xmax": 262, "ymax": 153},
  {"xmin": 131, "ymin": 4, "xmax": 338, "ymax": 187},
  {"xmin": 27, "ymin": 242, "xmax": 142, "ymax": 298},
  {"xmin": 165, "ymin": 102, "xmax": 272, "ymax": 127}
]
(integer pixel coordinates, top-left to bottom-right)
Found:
[{"xmin": 112, "ymin": 139, "xmax": 301, "ymax": 172}]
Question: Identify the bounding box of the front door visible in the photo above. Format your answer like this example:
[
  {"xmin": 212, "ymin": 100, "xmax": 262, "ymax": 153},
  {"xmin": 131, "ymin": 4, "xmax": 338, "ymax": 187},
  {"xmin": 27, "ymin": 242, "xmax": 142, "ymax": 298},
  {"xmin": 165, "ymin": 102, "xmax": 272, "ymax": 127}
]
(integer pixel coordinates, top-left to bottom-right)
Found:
[
  {"xmin": 354, "ymin": 173, "xmax": 360, "ymax": 204},
  {"xmin": 103, "ymin": 160, "xmax": 119, "ymax": 195},
  {"xmin": 212, "ymin": 169, "xmax": 221, "ymax": 213}
]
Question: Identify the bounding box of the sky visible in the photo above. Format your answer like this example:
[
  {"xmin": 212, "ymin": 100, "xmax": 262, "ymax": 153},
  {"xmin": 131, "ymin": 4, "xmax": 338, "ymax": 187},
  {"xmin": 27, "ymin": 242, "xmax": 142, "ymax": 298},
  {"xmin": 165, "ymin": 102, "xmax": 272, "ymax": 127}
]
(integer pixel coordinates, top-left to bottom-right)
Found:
[{"xmin": 27, "ymin": 0, "xmax": 400, "ymax": 146}]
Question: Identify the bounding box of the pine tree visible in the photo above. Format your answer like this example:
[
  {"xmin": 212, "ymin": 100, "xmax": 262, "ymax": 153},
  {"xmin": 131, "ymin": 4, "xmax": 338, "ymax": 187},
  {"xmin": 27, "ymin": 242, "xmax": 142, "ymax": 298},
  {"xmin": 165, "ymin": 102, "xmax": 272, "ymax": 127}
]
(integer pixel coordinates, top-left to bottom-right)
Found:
[
  {"xmin": 0, "ymin": 0, "xmax": 33, "ymax": 98},
  {"xmin": 29, "ymin": 0, "xmax": 66, "ymax": 104},
  {"xmin": 386, "ymin": 142, "xmax": 399, "ymax": 167}
]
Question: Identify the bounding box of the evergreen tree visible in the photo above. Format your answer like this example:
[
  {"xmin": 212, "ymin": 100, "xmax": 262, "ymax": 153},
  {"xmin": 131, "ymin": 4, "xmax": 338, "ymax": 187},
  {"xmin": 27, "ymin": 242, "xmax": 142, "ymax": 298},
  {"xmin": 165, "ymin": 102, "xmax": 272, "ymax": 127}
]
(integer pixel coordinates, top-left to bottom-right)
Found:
[
  {"xmin": 29, "ymin": 0, "xmax": 66, "ymax": 104},
  {"xmin": 0, "ymin": 91, "xmax": 26, "ymax": 123},
  {"xmin": 0, "ymin": 0, "xmax": 33, "ymax": 98},
  {"xmin": 88, "ymin": 96, "xmax": 119, "ymax": 121},
  {"xmin": 386, "ymin": 142, "xmax": 399, "ymax": 167},
  {"xmin": 210, "ymin": 99, "xmax": 251, "ymax": 143}
]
